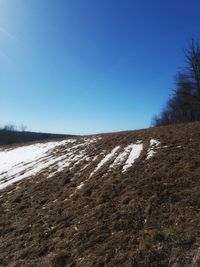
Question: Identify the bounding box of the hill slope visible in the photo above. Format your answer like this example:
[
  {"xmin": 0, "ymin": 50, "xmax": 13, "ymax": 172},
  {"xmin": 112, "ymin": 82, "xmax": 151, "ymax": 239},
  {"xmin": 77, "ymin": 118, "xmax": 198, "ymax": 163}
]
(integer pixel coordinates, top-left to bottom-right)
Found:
[{"xmin": 0, "ymin": 122, "xmax": 200, "ymax": 267}]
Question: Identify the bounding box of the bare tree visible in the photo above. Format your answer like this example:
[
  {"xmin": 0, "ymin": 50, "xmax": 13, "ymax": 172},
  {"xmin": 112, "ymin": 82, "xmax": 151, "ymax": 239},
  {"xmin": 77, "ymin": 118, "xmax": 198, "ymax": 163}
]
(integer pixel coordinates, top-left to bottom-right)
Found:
[
  {"xmin": 152, "ymin": 40, "xmax": 200, "ymax": 127},
  {"xmin": 19, "ymin": 124, "xmax": 27, "ymax": 132},
  {"xmin": 185, "ymin": 39, "xmax": 200, "ymax": 100},
  {"xmin": 3, "ymin": 124, "xmax": 16, "ymax": 131}
]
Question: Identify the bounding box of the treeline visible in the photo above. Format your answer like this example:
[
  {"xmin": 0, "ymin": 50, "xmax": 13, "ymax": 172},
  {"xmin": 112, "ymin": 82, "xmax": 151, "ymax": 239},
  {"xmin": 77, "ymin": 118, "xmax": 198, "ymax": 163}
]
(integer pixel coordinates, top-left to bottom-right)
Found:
[
  {"xmin": 152, "ymin": 40, "xmax": 200, "ymax": 127},
  {"xmin": 0, "ymin": 124, "xmax": 75, "ymax": 145},
  {"xmin": 0, "ymin": 129, "xmax": 71, "ymax": 146},
  {"xmin": 0, "ymin": 123, "xmax": 27, "ymax": 132}
]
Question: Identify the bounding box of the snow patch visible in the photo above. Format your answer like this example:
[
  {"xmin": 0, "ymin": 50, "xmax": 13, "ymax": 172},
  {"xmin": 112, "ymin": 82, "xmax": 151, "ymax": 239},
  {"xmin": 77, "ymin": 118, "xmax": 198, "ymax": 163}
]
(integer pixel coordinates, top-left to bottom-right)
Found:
[
  {"xmin": 146, "ymin": 139, "xmax": 161, "ymax": 160},
  {"xmin": 76, "ymin": 182, "xmax": 84, "ymax": 190},
  {"xmin": 122, "ymin": 143, "xmax": 143, "ymax": 172},
  {"xmin": 0, "ymin": 137, "xmax": 98, "ymax": 190},
  {"xmin": 109, "ymin": 144, "xmax": 135, "ymax": 170},
  {"xmin": 90, "ymin": 146, "xmax": 120, "ymax": 177},
  {"xmin": 0, "ymin": 141, "xmax": 71, "ymax": 189}
]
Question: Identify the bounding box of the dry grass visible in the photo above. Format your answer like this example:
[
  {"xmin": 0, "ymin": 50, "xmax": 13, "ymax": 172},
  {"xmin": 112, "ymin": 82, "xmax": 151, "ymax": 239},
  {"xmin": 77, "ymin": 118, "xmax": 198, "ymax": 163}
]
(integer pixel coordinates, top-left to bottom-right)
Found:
[{"xmin": 0, "ymin": 122, "xmax": 200, "ymax": 266}]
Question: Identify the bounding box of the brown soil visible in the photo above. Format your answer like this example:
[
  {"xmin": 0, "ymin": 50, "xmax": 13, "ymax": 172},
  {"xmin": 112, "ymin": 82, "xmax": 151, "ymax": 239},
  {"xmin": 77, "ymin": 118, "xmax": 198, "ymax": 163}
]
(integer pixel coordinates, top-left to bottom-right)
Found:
[{"xmin": 0, "ymin": 122, "xmax": 200, "ymax": 267}]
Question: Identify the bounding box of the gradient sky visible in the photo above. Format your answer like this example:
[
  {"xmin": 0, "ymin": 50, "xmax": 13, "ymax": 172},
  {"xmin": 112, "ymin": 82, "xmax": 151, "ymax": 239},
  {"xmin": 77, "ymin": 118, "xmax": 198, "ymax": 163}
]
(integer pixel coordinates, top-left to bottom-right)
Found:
[{"xmin": 0, "ymin": 0, "xmax": 200, "ymax": 134}]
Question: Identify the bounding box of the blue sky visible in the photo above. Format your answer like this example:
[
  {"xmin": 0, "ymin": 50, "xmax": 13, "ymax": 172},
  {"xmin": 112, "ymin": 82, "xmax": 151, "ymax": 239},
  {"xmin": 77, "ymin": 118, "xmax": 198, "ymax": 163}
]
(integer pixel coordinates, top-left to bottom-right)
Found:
[{"xmin": 0, "ymin": 0, "xmax": 200, "ymax": 134}]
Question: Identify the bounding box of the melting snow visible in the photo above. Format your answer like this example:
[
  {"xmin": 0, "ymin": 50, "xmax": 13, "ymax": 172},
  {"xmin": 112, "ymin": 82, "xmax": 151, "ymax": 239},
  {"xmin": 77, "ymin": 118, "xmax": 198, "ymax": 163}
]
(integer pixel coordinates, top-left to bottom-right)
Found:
[
  {"xmin": 109, "ymin": 144, "xmax": 134, "ymax": 170},
  {"xmin": 0, "ymin": 135, "xmax": 161, "ymax": 192},
  {"xmin": 150, "ymin": 139, "xmax": 160, "ymax": 147},
  {"xmin": 90, "ymin": 146, "xmax": 120, "ymax": 177},
  {"xmin": 146, "ymin": 139, "xmax": 161, "ymax": 160},
  {"xmin": 0, "ymin": 138, "xmax": 98, "ymax": 190},
  {"xmin": 109, "ymin": 150, "xmax": 127, "ymax": 169},
  {"xmin": 76, "ymin": 182, "xmax": 84, "ymax": 190},
  {"xmin": 0, "ymin": 141, "xmax": 71, "ymax": 189},
  {"xmin": 122, "ymin": 143, "xmax": 143, "ymax": 172}
]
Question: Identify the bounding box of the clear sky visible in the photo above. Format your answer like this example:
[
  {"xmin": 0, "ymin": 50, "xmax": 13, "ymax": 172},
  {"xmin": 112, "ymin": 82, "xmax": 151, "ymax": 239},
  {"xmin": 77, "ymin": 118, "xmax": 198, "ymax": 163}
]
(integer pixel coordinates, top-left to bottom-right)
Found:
[{"xmin": 0, "ymin": 0, "xmax": 200, "ymax": 134}]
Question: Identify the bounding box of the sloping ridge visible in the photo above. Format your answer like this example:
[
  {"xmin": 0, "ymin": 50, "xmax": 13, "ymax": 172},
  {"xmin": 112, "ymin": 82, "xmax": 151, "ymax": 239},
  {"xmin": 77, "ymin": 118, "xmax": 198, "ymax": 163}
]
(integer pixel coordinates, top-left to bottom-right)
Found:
[
  {"xmin": 0, "ymin": 122, "xmax": 200, "ymax": 267},
  {"xmin": 0, "ymin": 129, "xmax": 74, "ymax": 146}
]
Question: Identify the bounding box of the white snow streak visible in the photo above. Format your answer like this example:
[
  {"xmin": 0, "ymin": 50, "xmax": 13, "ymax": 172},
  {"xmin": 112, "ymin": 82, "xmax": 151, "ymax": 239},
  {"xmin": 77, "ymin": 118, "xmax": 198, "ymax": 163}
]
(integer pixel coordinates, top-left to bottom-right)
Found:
[
  {"xmin": 90, "ymin": 146, "xmax": 120, "ymax": 177},
  {"xmin": 109, "ymin": 144, "xmax": 133, "ymax": 170},
  {"xmin": 146, "ymin": 139, "xmax": 161, "ymax": 160},
  {"xmin": 122, "ymin": 143, "xmax": 143, "ymax": 172}
]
